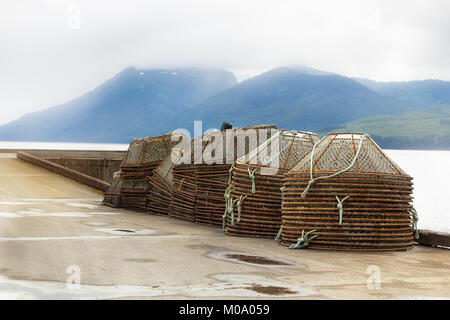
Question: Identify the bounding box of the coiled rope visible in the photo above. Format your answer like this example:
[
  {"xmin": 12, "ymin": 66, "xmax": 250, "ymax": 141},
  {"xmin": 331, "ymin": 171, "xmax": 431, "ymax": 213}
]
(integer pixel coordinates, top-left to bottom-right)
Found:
[{"xmin": 289, "ymin": 230, "xmax": 318, "ymax": 249}]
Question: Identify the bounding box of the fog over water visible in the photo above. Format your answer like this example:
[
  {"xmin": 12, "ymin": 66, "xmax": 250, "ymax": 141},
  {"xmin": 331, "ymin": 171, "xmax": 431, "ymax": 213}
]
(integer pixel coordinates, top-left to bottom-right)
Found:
[{"xmin": 1, "ymin": 141, "xmax": 448, "ymax": 233}]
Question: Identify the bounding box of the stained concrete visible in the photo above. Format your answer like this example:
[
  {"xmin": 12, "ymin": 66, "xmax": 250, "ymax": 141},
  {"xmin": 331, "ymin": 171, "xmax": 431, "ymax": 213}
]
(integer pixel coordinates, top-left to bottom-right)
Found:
[{"xmin": 0, "ymin": 155, "xmax": 449, "ymax": 299}]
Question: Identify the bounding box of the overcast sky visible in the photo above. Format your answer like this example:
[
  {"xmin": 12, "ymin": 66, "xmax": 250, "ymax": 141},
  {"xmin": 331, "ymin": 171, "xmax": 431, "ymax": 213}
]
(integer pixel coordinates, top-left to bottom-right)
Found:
[{"xmin": 1, "ymin": 0, "xmax": 449, "ymax": 125}]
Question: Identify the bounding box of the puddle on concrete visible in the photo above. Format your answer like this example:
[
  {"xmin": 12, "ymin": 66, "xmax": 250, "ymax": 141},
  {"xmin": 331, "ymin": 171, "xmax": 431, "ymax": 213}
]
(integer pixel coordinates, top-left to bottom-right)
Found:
[
  {"xmin": 207, "ymin": 251, "xmax": 295, "ymax": 267},
  {"xmin": 83, "ymin": 221, "xmax": 109, "ymax": 226},
  {"xmin": 247, "ymin": 284, "xmax": 297, "ymax": 295},
  {"xmin": 124, "ymin": 258, "xmax": 157, "ymax": 263},
  {"xmin": 224, "ymin": 254, "xmax": 291, "ymax": 266},
  {"xmin": 94, "ymin": 228, "xmax": 158, "ymax": 236},
  {"xmin": 0, "ymin": 273, "xmax": 317, "ymax": 299}
]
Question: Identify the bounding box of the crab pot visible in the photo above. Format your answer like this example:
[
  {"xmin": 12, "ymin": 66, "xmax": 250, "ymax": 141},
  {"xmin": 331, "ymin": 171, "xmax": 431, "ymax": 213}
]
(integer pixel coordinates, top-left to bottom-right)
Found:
[
  {"xmin": 195, "ymin": 164, "xmax": 231, "ymax": 225},
  {"xmin": 102, "ymin": 134, "xmax": 180, "ymax": 210},
  {"xmin": 146, "ymin": 134, "xmax": 189, "ymax": 216},
  {"xmin": 193, "ymin": 125, "xmax": 277, "ymax": 226},
  {"xmin": 146, "ymin": 172, "xmax": 172, "ymax": 215},
  {"xmin": 167, "ymin": 125, "xmax": 277, "ymax": 224},
  {"xmin": 103, "ymin": 175, "xmax": 123, "ymax": 207},
  {"xmin": 120, "ymin": 162, "xmax": 158, "ymax": 209},
  {"xmin": 169, "ymin": 163, "xmax": 198, "ymax": 222},
  {"xmin": 280, "ymin": 133, "xmax": 415, "ymax": 251},
  {"xmin": 225, "ymin": 130, "xmax": 319, "ymax": 238}
]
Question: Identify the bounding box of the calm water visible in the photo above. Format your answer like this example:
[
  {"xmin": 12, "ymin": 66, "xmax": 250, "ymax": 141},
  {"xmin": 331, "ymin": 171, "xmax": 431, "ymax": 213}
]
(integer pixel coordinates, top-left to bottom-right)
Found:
[
  {"xmin": 0, "ymin": 141, "xmax": 449, "ymax": 233},
  {"xmin": 385, "ymin": 149, "xmax": 450, "ymax": 234}
]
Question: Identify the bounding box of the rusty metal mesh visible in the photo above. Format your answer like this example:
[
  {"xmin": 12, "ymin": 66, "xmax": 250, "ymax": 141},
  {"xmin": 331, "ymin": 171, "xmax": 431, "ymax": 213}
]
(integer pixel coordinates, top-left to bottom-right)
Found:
[
  {"xmin": 290, "ymin": 133, "xmax": 406, "ymax": 175},
  {"xmin": 225, "ymin": 130, "xmax": 319, "ymax": 238},
  {"xmin": 280, "ymin": 133, "xmax": 415, "ymax": 251},
  {"xmin": 170, "ymin": 125, "xmax": 277, "ymax": 224},
  {"xmin": 103, "ymin": 133, "xmax": 182, "ymax": 209},
  {"xmin": 147, "ymin": 134, "xmax": 189, "ymax": 215},
  {"xmin": 102, "ymin": 175, "xmax": 123, "ymax": 207}
]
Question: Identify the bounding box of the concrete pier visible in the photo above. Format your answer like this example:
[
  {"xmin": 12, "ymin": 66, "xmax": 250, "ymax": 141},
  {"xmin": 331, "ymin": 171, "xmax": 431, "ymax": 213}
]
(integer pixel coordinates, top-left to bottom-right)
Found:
[{"xmin": 0, "ymin": 153, "xmax": 449, "ymax": 299}]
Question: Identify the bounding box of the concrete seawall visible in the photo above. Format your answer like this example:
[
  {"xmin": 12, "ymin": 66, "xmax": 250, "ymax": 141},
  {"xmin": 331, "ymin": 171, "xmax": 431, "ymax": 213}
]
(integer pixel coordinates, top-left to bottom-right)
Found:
[
  {"xmin": 17, "ymin": 151, "xmax": 111, "ymax": 192},
  {"xmin": 29, "ymin": 150, "xmax": 125, "ymax": 183},
  {"xmin": 1, "ymin": 149, "xmax": 125, "ymax": 184}
]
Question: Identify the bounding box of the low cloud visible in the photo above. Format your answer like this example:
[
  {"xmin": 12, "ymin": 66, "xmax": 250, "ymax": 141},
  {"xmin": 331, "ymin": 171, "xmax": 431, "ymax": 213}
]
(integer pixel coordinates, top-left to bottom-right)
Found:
[{"xmin": 1, "ymin": 0, "xmax": 449, "ymax": 124}]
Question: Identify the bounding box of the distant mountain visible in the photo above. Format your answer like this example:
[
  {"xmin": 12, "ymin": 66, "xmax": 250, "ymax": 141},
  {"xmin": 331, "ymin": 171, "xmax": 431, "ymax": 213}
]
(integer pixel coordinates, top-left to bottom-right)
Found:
[
  {"xmin": 160, "ymin": 67, "xmax": 413, "ymax": 133},
  {"xmin": 318, "ymin": 106, "xmax": 450, "ymax": 149},
  {"xmin": 355, "ymin": 78, "xmax": 450, "ymax": 110},
  {"xmin": 0, "ymin": 67, "xmax": 236, "ymax": 143},
  {"xmin": 1, "ymin": 65, "xmax": 450, "ymax": 149}
]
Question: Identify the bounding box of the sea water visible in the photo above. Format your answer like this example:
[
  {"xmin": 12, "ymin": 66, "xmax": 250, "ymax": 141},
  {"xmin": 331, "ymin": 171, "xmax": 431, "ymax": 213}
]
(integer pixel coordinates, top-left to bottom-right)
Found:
[{"xmin": 385, "ymin": 149, "xmax": 450, "ymax": 234}]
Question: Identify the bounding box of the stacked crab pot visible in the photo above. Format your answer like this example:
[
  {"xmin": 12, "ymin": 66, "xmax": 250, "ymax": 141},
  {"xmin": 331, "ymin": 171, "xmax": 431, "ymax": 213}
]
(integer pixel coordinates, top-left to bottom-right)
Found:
[
  {"xmin": 147, "ymin": 133, "xmax": 189, "ymax": 216},
  {"xmin": 281, "ymin": 133, "xmax": 416, "ymax": 251},
  {"xmin": 225, "ymin": 130, "xmax": 319, "ymax": 238},
  {"xmin": 102, "ymin": 134, "xmax": 179, "ymax": 210},
  {"xmin": 194, "ymin": 125, "xmax": 277, "ymax": 226},
  {"xmin": 169, "ymin": 125, "xmax": 277, "ymax": 224}
]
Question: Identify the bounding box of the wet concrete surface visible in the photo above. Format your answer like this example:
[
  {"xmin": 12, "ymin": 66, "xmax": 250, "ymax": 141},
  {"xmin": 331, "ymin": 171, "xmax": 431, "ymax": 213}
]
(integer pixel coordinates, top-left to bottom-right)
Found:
[{"xmin": 0, "ymin": 155, "xmax": 449, "ymax": 299}]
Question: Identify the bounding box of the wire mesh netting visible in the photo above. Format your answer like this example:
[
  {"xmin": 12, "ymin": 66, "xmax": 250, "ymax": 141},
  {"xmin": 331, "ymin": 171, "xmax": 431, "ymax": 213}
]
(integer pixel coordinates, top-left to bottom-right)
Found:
[
  {"xmin": 225, "ymin": 130, "xmax": 320, "ymax": 238},
  {"xmin": 170, "ymin": 125, "xmax": 278, "ymax": 224},
  {"xmin": 281, "ymin": 133, "xmax": 415, "ymax": 251},
  {"xmin": 146, "ymin": 133, "xmax": 189, "ymax": 216},
  {"xmin": 102, "ymin": 133, "xmax": 183, "ymax": 209}
]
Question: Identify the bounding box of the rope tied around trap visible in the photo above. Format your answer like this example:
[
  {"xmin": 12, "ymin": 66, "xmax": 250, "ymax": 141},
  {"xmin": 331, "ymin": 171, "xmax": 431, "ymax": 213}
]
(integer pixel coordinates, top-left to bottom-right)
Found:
[
  {"xmin": 275, "ymin": 226, "xmax": 283, "ymax": 242},
  {"xmin": 223, "ymin": 184, "xmax": 234, "ymax": 231},
  {"xmin": 236, "ymin": 195, "xmax": 247, "ymax": 223},
  {"xmin": 247, "ymin": 167, "xmax": 257, "ymax": 193},
  {"xmin": 178, "ymin": 177, "xmax": 186, "ymax": 191},
  {"xmin": 228, "ymin": 164, "xmax": 234, "ymax": 185},
  {"xmin": 289, "ymin": 230, "xmax": 318, "ymax": 249},
  {"xmin": 335, "ymin": 195, "xmax": 350, "ymax": 224},
  {"xmin": 301, "ymin": 133, "xmax": 370, "ymax": 198},
  {"xmin": 408, "ymin": 208, "xmax": 419, "ymax": 239}
]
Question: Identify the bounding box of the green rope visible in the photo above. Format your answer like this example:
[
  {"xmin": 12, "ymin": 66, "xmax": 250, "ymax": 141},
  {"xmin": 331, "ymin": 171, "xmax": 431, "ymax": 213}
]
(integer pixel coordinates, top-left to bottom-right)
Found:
[
  {"xmin": 228, "ymin": 164, "xmax": 234, "ymax": 185},
  {"xmin": 301, "ymin": 133, "xmax": 369, "ymax": 198},
  {"xmin": 230, "ymin": 197, "xmax": 238, "ymax": 225},
  {"xmin": 335, "ymin": 195, "xmax": 350, "ymax": 224},
  {"xmin": 289, "ymin": 230, "xmax": 318, "ymax": 249},
  {"xmin": 223, "ymin": 184, "xmax": 234, "ymax": 231},
  {"xmin": 236, "ymin": 195, "xmax": 247, "ymax": 222},
  {"xmin": 275, "ymin": 227, "xmax": 282, "ymax": 242},
  {"xmin": 409, "ymin": 208, "xmax": 419, "ymax": 239},
  {"xmin": 248, "ymin": 167, "xmax": 257, "ymax": 193}
]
